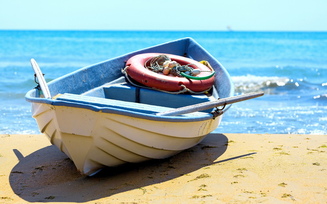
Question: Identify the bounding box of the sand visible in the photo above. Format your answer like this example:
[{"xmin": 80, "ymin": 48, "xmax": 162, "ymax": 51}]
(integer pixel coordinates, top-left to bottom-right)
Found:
[{"xmin": 0, "ymin": 133, "xmax": 326, "ymax": 203}]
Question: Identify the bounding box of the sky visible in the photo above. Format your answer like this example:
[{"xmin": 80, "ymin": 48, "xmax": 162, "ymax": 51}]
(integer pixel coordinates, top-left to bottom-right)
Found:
[{"xmin": 0, "ymin": 0, "xmax": 326, "ymax": 31}]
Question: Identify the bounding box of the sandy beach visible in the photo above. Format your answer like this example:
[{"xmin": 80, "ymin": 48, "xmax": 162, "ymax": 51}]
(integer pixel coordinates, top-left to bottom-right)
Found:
[{"xmin": 0, "ymin": 133, "xmax": 326, "ymax": 203}]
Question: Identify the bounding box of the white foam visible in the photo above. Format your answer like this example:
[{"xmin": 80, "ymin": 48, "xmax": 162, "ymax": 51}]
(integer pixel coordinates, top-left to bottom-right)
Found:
[{"xmin": 232, "ymin": 75, "xmax": 290, "ymax": 93}]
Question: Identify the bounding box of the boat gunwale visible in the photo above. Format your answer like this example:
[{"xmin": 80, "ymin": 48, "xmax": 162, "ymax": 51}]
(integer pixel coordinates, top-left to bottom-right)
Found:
[{"xmin": 25, "ymin": 90, "xmax": 214, "ymax": 122}]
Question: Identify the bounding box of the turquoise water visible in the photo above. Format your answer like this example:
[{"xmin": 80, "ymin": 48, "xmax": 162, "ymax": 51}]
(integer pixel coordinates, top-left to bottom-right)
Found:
[{"xmin": 1, "ymin": 30, "xmax": 327, "ymax": 134}]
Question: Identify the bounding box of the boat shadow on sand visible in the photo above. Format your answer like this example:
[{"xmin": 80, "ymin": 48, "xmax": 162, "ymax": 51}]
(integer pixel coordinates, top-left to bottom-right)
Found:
[{"xmin": 10, "ymin": 133, "xmax": 254, "ymax": 202}]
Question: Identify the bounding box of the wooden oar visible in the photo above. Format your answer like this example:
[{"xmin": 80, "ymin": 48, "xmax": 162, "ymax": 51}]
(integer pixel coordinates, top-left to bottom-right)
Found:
[{"xmin": 156, "ymin": 92, "xmax": 264, "ymax": 116}]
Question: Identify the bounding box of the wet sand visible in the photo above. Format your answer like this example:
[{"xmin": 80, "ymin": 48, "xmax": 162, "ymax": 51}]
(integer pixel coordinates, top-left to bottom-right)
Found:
[{"xmin": 0, "ymin": 133, "xmax": 326, "ymax": 203}]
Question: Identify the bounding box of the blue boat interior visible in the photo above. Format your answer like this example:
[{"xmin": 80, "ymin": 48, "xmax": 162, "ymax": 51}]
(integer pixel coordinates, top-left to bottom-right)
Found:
[
  {"xmin": 55, "ymin": 76, "xmax": 218, "ymax": 115},
  {"xmin": 26, "ymin": 38, "xmax": 234, "ymax": 117}
]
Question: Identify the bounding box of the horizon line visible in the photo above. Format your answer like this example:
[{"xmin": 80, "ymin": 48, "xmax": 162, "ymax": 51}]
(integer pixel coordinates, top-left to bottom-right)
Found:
[{"xmin": 1, "ymin": 29, "xmax": 327, "ymax": 32}]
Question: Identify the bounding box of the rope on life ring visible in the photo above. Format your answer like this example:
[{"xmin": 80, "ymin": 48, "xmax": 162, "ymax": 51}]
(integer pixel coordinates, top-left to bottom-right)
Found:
[
  {"xmin": 122, "ymin": 67, "xmax": 212, "ymax": 95},
  {"xmin": 124, "ymin": 53, "xmax": 216, "ymax": 93},
  {"xmin": 180, "ymin": 60, "xmax": 215, "ymax": 80}
]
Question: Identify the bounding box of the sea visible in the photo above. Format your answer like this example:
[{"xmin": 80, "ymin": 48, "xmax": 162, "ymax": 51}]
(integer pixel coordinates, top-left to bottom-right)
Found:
[{"xmin": 1, "ymin": 30, "xmax": 327, "ymax": 135}]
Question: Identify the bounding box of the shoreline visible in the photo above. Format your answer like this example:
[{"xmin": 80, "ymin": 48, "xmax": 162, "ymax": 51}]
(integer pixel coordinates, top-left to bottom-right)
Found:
[{"xmin": 1, "ymin": 133, "xmax": 326, "ymax": 203}]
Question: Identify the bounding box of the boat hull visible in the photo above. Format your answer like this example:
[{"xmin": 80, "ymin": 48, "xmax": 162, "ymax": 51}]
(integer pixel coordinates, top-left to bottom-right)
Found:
[{"xmin": 32, "ymin": 102, "xmax": 221, "ymax": 175}]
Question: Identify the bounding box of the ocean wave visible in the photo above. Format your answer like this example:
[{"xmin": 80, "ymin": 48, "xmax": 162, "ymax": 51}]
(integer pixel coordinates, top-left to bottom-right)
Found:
[
  {"xmin": 313, "ymin": 94, "xmax": 327, "ymax": 101},
  {"xmin": 232, "ymin": 75, "xmax": 327, "ymax": 98},
  {"xmin": 232, "ymin": 75, "xmax": 290, "ymax": 93}
]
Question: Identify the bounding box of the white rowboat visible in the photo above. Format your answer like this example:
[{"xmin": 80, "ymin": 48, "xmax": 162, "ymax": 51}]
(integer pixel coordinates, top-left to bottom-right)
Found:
[{"xmin": 25, "ymin": 38, "xmax": 262, "ymax": 175}]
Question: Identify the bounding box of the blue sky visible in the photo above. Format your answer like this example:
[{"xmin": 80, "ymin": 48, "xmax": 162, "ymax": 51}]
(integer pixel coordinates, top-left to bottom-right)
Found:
[{"xmin": 1, "ymin": 0, "xmax": 326, "ymax": 31}]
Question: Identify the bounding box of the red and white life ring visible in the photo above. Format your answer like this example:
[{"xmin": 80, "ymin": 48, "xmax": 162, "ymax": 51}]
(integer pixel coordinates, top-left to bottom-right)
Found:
[{"xmin": 125, "ymin": 53, "xmax": 215, "ymax": 92}]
